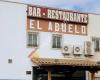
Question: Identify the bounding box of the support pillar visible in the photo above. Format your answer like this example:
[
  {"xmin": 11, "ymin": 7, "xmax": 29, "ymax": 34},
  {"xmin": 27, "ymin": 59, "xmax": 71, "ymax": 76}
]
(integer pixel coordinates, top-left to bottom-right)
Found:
[
  {"xmin": 91, "ymin": 72, "xmax": 95, "ymax": 80},
  {"xmin": 90, "ymin": 71, "xmax": 96, "ymax": 80},
  {"xmin": 47, "ymin": 68, "xmax": 51, "ymax": 80}
]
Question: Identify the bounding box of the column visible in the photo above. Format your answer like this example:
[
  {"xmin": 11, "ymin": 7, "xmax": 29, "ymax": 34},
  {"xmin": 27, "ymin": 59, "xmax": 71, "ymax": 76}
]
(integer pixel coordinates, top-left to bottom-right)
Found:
[
  {"xmin": 91, "ymin": 72, "xmax": 95, "ymax": 80},
  {"xmin": 47, "ymin": 68, "xmax": 51, "ymax": 80}
]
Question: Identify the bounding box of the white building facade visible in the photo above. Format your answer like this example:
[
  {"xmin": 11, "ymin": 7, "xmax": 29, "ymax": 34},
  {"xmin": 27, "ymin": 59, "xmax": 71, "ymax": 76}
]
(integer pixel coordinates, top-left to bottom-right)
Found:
[{"xmin": 0, "ymin": 1, "xmax": 100, "ymax": 80}]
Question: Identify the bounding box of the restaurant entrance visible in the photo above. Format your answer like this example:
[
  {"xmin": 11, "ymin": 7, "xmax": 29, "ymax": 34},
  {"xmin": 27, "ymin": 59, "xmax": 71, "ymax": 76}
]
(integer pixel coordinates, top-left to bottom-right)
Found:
[{"xmin": 32, "ymin": 66, "xmax": 86, "ymax": 80}]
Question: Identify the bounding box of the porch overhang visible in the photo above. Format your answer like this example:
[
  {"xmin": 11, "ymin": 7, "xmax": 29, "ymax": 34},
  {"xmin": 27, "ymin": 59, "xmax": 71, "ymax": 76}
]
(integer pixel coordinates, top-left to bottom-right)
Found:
[{"xmin": 31, "ymin": 58, "xmax": 99, "ymax": 67}]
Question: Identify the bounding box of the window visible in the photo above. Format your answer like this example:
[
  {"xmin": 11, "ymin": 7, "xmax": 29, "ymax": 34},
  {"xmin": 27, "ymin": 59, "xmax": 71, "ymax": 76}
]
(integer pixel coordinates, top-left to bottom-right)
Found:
[
  {"xmin": 96, "ymin": 77, "xmax": 100, "ymax": 80},
  {"xmin": 8, "ymin": 59, "xmax": 12, "ymax": 64},
  {"xmin": 92, "ymin": 37, "xmax": 100, "ymax": 52},
  {"xmin": 52, "ymin": 34, "xmax": 62, "ymax": 48},
  {"xmin": 95, "ymin": 40, "xmax": 99, "ymax": 51},
  {"xmin": 26, "ymin": 71, "xmax": 31, "ymax": 75},
  {"xmin": 27, "ymin": 32, "xmax": 38, "ymax": 47}
]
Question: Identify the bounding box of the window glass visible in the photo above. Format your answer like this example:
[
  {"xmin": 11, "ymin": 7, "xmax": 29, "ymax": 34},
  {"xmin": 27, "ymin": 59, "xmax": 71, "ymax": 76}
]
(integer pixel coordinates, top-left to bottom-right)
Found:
[
  {"xmin": 28, "ymin": 32, "xmax": 38, "ymax": 47},
  {"xmin": 95, "ymin": 40, "xmax": 99, "ymax": 51},
  {"xmin": 52, "ymin": 34, "xmax": 62, "ymax": 48},
  {"xmin": 92, "ymin": 37, "xmax": 100, "ymax": 52}
]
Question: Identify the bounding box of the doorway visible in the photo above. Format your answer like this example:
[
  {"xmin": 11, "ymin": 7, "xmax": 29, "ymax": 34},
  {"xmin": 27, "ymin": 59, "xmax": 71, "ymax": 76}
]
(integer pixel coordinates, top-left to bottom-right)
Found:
[{"xmin": 32, "ymin": 67, "xmax": 85, "ymax": 80}]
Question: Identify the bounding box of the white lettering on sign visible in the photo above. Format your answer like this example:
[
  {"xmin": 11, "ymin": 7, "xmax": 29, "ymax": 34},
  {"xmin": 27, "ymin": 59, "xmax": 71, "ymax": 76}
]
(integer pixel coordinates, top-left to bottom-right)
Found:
[
  {"xmin": 28, "ymin": 6, "xmax": 33, "ymax": 16},
  {"xmin": 75, "ymin": 25, "xmax": 80, "ymax": 34},
  {"xmin": 81, "ymin": 25, "xmax": 87, "ymax": 34},
  {"xmin": 28, "ymin": 19, "xmax": 87, "ymax": 35},
  {"xmin": 47, "ymin": 10, "xmax": 88, "ymax": 23},
  {"xmin": 84, "ymin": 15, "xmax": 88, "ymax": 23},
  {"xmin": 68, "ymin": 24, "xmax": 73, "ymax": 33},
  {"xmin": 48, "ymin": 22, "xmax": 53, "ymax": 31},
  {"xmin": 55, "ymin": 23, "xmax": 60, "ymax": 32},
  {"xmin": 28, "ymin": 6, "xmax": 88, "ymax": 24},
  {"xmin": 30, "ymin": 19, "xmax": 35, "ymax": 29},
  {"xmin": 61, "ymin": 23, "xmax": 66, "ymax": 32},
  {"xmin": 29, "ymin": 19, "xmax": 42, "ymax": 30},
  {"xmin": 28, "ymin": 6, "xmax": 41, "ymax": 17},
  {"xmin": 37, "ymin": 20, "xmax": 42, "ymax": 30}
]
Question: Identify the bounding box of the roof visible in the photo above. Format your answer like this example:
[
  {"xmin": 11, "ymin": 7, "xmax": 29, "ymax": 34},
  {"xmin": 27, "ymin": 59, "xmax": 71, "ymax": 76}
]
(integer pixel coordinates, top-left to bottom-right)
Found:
[{"xmin": 31, "ymin": 58, "xmax": 99, "ymax": 67}]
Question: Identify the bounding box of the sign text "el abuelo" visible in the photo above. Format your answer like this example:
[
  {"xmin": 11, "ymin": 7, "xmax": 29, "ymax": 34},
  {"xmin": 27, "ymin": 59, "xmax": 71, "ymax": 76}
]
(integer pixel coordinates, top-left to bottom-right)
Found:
[{"xmin": 27, "ymin": 19, "xmax": 87, "ymax": 35}]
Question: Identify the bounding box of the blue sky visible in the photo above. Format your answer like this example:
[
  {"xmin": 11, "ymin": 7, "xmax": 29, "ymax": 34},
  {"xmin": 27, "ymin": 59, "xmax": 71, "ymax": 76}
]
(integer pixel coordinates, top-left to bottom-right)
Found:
[{"xmin": 7, "ymin": 0, "xmax": 100, "ymax": 14}]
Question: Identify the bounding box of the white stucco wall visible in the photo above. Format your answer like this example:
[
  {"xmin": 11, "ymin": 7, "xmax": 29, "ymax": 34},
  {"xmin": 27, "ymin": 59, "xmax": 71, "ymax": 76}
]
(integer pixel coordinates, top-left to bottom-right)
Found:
[
  {"xmin": 0, "ymin": 1, "xmax": 33, "ymax": 80},
  {"xmin": 0, "ymin": 1, "xmax": 100, "ymax": 80},
  {"xmin": 38, "ymin": 32, "xmax": 88, "ymax": 58},
  {"xmin": 88, "ymin": 14, "xmax": 100, "ymax": 61},
  {"xmin": 88, "ymin": 14, "xmax": 100, "ymax": 37},
  {"xmin": 88, "ymin": 13, "xmax": 100, "ymax": 79}
]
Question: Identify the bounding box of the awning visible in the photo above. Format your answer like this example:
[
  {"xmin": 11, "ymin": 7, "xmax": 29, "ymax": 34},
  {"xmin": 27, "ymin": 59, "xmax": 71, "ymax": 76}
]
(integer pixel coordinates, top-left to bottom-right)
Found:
[{"xmin": 31, "ymin": 58, "xmax": 99, "ymax": 67}]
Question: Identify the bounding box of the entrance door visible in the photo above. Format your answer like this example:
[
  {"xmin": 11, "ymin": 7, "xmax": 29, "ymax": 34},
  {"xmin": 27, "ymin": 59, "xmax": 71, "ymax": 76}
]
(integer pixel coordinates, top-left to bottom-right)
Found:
[{"xmin": 32, "ymin": 67, "xmax": 85, "ymax": 80}]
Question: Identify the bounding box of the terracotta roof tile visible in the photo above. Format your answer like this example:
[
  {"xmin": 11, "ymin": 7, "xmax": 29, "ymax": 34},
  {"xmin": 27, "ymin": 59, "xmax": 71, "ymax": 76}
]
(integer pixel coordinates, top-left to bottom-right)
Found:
[{"xmin": 31, "ymin": 58, "xmax": 99, "ymax": 67}]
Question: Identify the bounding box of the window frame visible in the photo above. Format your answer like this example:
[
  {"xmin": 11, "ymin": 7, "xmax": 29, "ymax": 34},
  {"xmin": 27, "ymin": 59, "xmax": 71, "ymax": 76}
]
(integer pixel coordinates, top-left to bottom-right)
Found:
[
  {"xmin": 92, "ymin": 37, "xmax": 100, "ymax": 52},
  {"xmin": 52, "ymin": 34, "xmax": 62, "ymax": 49},
  {"xmin": 27, "ymin": 32, "xmax": 39, "ymax": 48}
]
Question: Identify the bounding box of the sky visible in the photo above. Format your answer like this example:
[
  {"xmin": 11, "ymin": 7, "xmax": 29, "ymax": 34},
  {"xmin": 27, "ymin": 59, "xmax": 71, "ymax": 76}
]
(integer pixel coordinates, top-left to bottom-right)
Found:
[{"xmin": 5, "ymin": 0, "xmax": 100, "ymax": 14}]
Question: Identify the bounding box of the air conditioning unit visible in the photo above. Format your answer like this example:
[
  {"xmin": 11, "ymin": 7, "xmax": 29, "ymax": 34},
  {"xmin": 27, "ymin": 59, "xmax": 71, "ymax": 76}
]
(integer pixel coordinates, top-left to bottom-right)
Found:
[
  {"xmin": 62, "ymin": 45, "xmax": 72, "ymax": 55},
  {"xmin": 84, "ymin": 41, "xmax": 94, "ymax": 56},
  {"xmin": 73, "ymin": 45, "xmax": 83, "ymax": 55}
]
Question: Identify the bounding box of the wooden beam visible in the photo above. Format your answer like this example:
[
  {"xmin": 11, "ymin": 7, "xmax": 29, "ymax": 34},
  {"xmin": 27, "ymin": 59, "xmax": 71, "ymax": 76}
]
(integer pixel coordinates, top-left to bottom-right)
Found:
[
  {"xmin": 91, "ymin": 72, "xmax": 95, "ymax": 80},
  {"xmin": 47, "ymin": 68, "xmax": 51, "ymax": 80}
]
